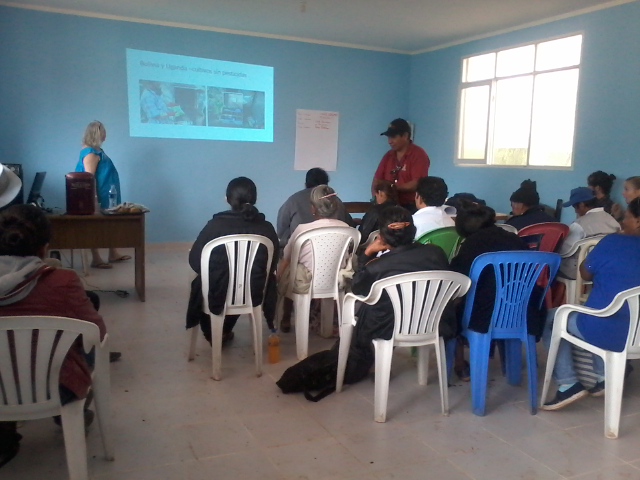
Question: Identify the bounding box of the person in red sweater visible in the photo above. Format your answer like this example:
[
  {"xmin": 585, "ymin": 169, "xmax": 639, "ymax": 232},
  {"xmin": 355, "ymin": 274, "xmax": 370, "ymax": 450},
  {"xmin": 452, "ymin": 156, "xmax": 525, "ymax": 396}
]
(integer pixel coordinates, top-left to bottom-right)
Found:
[{"xmin": 0, "ymin": 204, "xmax": 107, "ymax": 468}]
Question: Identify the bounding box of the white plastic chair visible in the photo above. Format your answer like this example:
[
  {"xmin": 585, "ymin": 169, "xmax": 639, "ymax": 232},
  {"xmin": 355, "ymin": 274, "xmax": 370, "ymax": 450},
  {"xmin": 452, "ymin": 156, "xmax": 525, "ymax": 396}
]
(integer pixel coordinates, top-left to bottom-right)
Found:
[
  {"xmin": 0, "ymin": 316, "xmax": 113, "ymax": 480},
  {"xmin": 187, "ymin": 234, "xmax": 274, "ymax": 380},
  {"xmin": 496, "ymin": 223, "xmax": 518, "ymax": 234},
  {"xmin": 277, "ymin": 226, "xmax": 360, "ymax": 360},
  {"xmin": 557, "ymin": 235, "xmax": 605, "ymax": 305},
  {"xmin": 541, "ymin": 286, "xmax": 640, "ymax": 438},
  {"xmin": 336, "ymin": 271, "xmax": 471, "ymax": 422}
]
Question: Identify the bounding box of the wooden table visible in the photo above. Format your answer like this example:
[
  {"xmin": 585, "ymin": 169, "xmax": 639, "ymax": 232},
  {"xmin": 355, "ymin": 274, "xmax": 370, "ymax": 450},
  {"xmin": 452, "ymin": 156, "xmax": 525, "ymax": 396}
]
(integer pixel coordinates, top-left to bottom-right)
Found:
[{"xmin": 48, "ymin": 213, "xmax": 146, "ymax": 301}]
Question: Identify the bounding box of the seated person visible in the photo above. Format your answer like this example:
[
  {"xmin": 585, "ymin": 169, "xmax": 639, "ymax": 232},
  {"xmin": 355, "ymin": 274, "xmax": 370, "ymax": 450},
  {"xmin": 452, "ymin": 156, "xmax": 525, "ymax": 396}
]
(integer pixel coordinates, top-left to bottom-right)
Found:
[
  {"xmin": 587, "ymin": 170, "xmax": 623, "ymax": 221},
  {"xmin": 277, "ymin": 185, "xmax": 352, "ymax": 332},
  {"xmin": 0, "ymin": 205, "xmax": 107, "ymax": 468},
  {"xmin": 358, "ymin": 180, "xmax": 396, "ymax": 246},
  {"xmin": 412, "ymin": 176, "xmax": 455, "ymax": 239},
  {"xmin": 506, "ymin": 179, "xmax": 556, "ymax": 230},
  {"xmin": 450, "ymin": 205, "xmax": 531, "ymax": 380},
  {"xmin": 558, "ymin": 187, "xmax": 619, "ymax": 279},
  {"xmin": 351, "ymin": 206, "xmax": 453, "ymax": 350},
  {"xmin": 541, "ymin": 198, "xmax": 640, "ymax": 410},
  {"xmin": 276, "ymin": 168, "xmax": 353, "ymax": 248},
  {"xmin": 622, "ymin": 176, "xmax": 640, "ymax": 214},
  {"xmin": 186, "ymin": 177, "xmax": 279, "ymax": 344}
]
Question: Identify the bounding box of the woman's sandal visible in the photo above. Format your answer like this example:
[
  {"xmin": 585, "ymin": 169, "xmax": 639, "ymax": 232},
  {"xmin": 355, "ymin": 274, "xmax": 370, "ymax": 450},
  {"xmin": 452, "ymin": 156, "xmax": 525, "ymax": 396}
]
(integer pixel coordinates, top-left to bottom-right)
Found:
[
  {"xmin": 454, "ymin": 360, "xmax": 471, "ymax": 382},
  {"xmin": 91, "ymin": 262, "xmax": 113, "ymax": 269},
  {"xmin": 108, "ymin": 255, "xmax": 132, "ymax": 263}
]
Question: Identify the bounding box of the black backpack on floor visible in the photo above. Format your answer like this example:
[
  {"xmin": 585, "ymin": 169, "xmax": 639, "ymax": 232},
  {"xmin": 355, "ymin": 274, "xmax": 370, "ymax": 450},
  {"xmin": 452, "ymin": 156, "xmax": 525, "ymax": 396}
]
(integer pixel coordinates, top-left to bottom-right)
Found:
[{"xmin": 276, "ymin": 340, "xmax": 373, "ymax": 402}]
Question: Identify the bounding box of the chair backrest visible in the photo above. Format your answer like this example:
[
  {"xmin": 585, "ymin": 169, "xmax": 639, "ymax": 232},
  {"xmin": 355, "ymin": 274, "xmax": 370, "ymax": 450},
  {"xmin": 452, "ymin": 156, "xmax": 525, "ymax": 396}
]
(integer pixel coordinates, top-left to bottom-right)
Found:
[
  {"xmin": 496, "ymin": 223, "xmax": 518, "ymax": 234},
  {"xmin": 363, "ymin": 271, "xmax": 471, "ymax": 341},
  {"xmin": 200, "ymin": 234, "xmax": 274, "ymax": 315},
  {"xmin": 416, "ymin": 226, "xmax": 463, "ymax": 261},
  {"xmin": 0, "ymin": 316, "xmax": 101, "ymax": 420},
  {"xmin": 620, "ymin": 287, "xmax": 640, "ymax": 356},
  {"xmin": 573, "ymin": 235, "xmax": 606, "ymax": 304},
  {"xmin": 289, "ymin": 226, "xmax": 360, "ymax": 297},
  {"xmin": 462, "ymin": 251, "xmax": 561, "ymax": 336},
  {"xmin": 518, "ymin": 222, "xmax": 569, "ymax": 253}
]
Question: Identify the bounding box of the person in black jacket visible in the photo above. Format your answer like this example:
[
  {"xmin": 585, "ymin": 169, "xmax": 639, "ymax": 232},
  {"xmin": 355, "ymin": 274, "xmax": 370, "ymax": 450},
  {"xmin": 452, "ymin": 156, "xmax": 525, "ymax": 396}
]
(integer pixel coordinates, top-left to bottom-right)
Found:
[
  {"xmin": 351, "ymin": 206, "xmax": 453, "ymax": 350},
  {"xmin": 186, "ymin": 177, "xmax": 279, "ymax": 344},
  {"xmin": 505, "ymin": 179, "xmax": 556, "ymax": 230},
  {"xmin": 358, "ymin": 180, "xmax": 397, "ymax": 246}
]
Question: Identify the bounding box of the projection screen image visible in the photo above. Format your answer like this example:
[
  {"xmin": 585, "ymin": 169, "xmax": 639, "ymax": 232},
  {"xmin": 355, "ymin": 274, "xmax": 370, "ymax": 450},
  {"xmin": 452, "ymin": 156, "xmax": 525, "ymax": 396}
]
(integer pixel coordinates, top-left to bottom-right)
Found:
[{"xmin": 127, "ymin": 49, "xmax": 273, "ymax": 142}]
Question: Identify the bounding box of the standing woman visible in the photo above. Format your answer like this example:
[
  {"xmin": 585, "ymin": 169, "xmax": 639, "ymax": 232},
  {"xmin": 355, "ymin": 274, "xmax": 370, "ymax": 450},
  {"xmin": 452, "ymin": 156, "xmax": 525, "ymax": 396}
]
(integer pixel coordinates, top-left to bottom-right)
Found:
[{"xmin": 75, "ymin": 121, "xmax": 130, "ymax": 269}]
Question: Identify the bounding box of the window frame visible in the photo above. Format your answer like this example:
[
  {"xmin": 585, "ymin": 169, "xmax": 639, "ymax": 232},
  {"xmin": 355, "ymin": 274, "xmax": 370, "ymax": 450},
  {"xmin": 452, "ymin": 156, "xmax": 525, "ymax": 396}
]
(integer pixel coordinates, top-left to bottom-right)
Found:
[{"xmin": 454, "ymin": 33, "xmax": 584, "ymax": 170}]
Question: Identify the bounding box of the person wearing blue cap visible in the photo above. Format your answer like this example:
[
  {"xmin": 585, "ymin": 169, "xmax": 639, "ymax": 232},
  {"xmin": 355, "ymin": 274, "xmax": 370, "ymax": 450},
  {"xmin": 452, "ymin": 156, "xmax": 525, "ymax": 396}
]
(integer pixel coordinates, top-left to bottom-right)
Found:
[{"xmin": 558, "ymin": 186, "xmax": 620, "ymax": 279}]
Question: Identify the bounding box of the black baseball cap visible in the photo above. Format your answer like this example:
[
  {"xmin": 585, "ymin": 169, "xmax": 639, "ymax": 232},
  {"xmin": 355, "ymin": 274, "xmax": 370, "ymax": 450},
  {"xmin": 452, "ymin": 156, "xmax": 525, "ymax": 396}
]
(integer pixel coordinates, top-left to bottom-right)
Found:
[{"xmin": 381, "ymin": 118, "xmax": 411, "ymax": 137}]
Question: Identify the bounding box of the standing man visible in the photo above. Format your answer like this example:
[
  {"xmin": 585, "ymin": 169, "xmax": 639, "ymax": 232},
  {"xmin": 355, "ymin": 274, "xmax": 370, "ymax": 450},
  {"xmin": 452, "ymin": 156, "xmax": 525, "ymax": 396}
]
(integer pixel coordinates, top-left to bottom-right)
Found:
[{"xmin": 372, "ymin": 118, "xmax": 430, "ymax": 212}]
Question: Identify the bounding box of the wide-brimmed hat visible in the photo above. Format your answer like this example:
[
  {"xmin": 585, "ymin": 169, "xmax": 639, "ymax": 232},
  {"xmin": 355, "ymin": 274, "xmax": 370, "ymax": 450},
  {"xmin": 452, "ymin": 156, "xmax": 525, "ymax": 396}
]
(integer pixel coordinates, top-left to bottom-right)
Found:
[{"xmin": 0, "ymin": 164, "xmax": 22, "ymax": 208}]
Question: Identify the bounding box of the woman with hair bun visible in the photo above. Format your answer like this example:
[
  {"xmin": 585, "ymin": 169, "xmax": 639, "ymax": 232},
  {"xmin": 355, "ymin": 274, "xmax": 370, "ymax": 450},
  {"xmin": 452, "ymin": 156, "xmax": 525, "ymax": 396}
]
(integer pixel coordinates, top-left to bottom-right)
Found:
[
  {"xmin": 349, "ymin": 206, "xmax": 452, "ymax": 352},
  {"xmin": 587, "ymin": 170, "xmax": 623, "ymax": 221},
  {"xmin": 186, "ymin": 177, "xmax": 279, "ymax": 344},
  {"xmin": 277, "ymin": 184, "xmax": 351, "ymax": 332}
]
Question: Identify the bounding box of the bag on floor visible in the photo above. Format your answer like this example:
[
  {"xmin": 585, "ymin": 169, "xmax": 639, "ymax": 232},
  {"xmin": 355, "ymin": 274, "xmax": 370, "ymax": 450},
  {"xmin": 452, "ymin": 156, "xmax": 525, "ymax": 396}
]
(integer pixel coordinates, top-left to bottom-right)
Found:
[{"xmin": 276, "ymin": 340, "xmax": 373, "ymax": 402}]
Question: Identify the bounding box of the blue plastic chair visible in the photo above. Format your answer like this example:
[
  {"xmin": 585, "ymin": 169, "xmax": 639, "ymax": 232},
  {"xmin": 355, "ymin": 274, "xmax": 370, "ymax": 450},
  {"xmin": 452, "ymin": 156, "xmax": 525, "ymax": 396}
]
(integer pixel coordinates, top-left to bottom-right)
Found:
[{"xmin": 458, "ymin": 251, "xmax": 561, "ymax": 416}]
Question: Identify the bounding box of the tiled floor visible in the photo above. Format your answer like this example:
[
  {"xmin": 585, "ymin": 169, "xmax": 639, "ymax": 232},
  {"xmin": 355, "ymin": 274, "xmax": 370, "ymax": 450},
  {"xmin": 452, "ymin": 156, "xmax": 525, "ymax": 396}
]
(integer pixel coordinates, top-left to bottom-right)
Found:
[{"xmin": 3, "ymin": 244, "xmax": 640, "ymax": 479}]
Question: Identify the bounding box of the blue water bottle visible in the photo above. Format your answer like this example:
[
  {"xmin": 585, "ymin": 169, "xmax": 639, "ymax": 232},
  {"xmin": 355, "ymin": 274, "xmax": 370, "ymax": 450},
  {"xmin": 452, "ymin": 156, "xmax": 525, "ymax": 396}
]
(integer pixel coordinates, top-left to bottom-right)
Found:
[{"xmin": 108, "ymin": 185, "xmax": 118, "ymax": 209}]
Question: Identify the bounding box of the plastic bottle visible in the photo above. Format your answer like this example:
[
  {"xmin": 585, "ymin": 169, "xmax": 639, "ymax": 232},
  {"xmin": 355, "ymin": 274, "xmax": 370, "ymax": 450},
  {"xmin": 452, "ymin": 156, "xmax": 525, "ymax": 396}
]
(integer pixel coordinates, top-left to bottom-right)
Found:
[
  {"xmin": 108, "ymin": 185, "xmax": 118, "ymax": 209},
  {"xmin": 268, "ymin": 330, "xmax": 280, "ymax": 364}
]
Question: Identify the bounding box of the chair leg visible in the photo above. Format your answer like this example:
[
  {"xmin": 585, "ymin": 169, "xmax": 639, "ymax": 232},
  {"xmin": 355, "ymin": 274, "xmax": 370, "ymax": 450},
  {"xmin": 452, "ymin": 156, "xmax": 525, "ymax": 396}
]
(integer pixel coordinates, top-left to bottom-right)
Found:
[
  {"xmin": 417, "ymin": 345, "xmax": 430, "ymax": 386},
  {"xmin": 251, "ymin": 309, "xmax": 263, "ymax": 377},
  {"xmin": 294, "ymin": 294, "xmax": 311, "ymax": 360},
  {"xmin": 320, "ymin": 298, "xmax": 334, "ymax": 338},
  {"xmin": 210, "ymin": 315, "xmax": 224, "ymax": 380},
  {"xmin": 604, "ymin": 353, "xmax": 626, "ymax": 439},
  {"xmin": 336, "ymin": 323, "xmax": 353, "ymax": 393},
  {"xmin": 525, "ymin": 335, "xmax": 538, "ymax": 415},
  {"xmin": 435, "ymin": 338, "xmax": 450, "ymax": 416},
  {"xmin": 505, "ymin": 339, "xmax": 523, "ymax": 386},
  {"xmin": 540, "ymin": 330, "xmax": 561, "ymax": 407},
  {"xmin": 92, "ymin": 346, "xmax": 114, "ymax": 461},
  {"xmin": 187, "ymin": 327, "xmax": 198, "ymax": 361},
  {"xmin": 60, "ymin": 400, "xmax": 89, "ymax": 480},
  {"xmin": 468, "ymin": 332, "xmax": 491, "ymax": 416},
  {"xmin": 275, "ymin": 293, "xmax": 284, "ymax": 330},
  {"xmin": 373, "ymin": 339, "xmax": 394, "ymax": 423}
]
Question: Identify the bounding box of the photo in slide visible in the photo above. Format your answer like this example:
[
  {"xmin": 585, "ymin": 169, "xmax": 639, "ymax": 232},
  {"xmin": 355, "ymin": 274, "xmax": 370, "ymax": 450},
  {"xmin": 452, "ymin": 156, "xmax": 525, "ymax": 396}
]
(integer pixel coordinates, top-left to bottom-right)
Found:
[{"xmin": 127, "ymin": 49, "xmax": 273, "ymax": 142}]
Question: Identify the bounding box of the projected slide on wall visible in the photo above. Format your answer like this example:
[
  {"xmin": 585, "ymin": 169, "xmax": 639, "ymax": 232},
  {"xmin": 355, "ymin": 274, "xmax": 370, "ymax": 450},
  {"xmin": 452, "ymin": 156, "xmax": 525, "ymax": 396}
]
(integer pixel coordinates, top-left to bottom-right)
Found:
[{"xmin": 126, "ymin": 49, "xmax": 274, "ymax": 142}]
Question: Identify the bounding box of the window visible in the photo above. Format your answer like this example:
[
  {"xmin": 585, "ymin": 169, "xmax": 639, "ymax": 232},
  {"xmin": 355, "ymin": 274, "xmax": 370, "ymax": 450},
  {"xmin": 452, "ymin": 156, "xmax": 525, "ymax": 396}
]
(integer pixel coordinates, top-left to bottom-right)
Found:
[{"xmin": 456, "ymin": 34, "xmax": 582, "ymax": 168}]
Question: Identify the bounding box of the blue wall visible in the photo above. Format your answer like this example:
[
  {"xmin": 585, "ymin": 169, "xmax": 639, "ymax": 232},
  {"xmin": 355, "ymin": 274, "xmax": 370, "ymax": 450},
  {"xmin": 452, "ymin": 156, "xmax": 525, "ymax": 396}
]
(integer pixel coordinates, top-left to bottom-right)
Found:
[
  {"xmin": 410, "ymin": 1, "xmax": 640, "ymax": 222},
  {"xmin": 0, "ymin": 7, "xmax": 409, "ymax": 242},
  {"xmin": 1, "ymin": 3, "xmax": 638, "ymax": 241}
]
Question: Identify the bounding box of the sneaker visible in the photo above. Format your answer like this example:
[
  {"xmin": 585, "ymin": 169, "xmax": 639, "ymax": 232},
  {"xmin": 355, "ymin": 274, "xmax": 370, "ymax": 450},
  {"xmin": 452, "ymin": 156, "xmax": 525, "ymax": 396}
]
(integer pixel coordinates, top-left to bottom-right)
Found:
[
  {"xmin": 588, "ymin": 381, "xmax": 605, "ymax": 397},
  {"xmin": 541, "ymin": 382, "xmax": 588, "ymax": 411}
]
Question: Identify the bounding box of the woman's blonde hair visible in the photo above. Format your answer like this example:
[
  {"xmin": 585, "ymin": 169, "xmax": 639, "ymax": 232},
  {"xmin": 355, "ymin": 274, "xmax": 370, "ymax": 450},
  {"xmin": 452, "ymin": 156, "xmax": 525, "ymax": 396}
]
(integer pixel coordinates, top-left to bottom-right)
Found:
[
  {"xmin": 83, "ymin": 121, "xmax": 106, "ymax": 149},
  {"xmin": 310, "ymin": 185, "xmax": 338, "ymax": 218}
]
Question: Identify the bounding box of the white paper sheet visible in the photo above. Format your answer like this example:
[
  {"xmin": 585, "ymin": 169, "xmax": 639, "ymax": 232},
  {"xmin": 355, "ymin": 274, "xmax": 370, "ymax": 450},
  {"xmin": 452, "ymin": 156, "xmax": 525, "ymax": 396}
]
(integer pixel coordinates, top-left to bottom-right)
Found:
[{"xmin": 294, "ymin": 109, "xmax": 339, "ymax": 171}]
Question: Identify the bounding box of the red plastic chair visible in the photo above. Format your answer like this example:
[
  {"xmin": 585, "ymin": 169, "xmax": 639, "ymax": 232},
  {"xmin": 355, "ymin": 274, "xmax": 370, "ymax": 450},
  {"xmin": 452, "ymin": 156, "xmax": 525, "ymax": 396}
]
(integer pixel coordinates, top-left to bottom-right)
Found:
[
  {"xmin": 517, "ymin": 222, "xmax": 569, "ymax": 253},
  {"xmin": 518, "ymin": 222, "xmax": 569, "ymax": 308}
]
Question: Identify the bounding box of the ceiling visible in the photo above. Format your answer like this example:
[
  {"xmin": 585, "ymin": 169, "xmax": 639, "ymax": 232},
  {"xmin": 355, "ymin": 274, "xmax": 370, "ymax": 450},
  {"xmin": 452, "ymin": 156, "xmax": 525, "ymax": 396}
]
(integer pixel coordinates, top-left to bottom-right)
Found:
[{"xmin": 4, "ymin": 0, "xmax": 634, "ymax": 53}]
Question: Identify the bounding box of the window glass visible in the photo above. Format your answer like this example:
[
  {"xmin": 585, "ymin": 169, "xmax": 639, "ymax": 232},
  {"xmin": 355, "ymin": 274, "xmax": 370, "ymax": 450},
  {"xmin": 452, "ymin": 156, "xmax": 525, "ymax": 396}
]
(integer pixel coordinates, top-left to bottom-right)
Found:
[
  {"xmin": 458, "ymin": 86, "xmax": 490, "ymax": 159},
  {"xmin": 536, "ymin": 35, "xmax": 582, "ymax": 71},
  {"xmin": 463, "ymin": 53, "xmax": 495, "ymax": 82},
  {"xmin": 496, "ymin": 45, "xmax": 535, "ymax": 77}
]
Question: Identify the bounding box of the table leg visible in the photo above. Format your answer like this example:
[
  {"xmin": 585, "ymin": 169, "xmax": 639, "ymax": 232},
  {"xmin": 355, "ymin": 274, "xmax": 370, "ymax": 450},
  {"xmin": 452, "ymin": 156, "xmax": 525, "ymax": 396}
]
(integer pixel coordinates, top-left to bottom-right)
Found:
[{"xmin": 135, "ymin": 244, "xmax": 145, "ymax": 302}]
